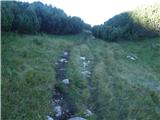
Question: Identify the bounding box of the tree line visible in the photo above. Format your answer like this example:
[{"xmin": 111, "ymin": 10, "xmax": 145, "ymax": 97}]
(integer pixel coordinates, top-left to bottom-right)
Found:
[
  {"xmin": 2, "ymin": 1, "xmax": 160, "ymax": 41},
  {"xmin": 92, "ymin": 3, "xmax": 160, "ymax": 41},
  {"xmin": 1, "ymin": 1, "xmax": 91, "ymax": 34}
]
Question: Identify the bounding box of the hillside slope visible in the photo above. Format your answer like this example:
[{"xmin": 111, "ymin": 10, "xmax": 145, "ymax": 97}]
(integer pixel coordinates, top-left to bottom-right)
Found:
[
  {"xmin": 92, "ymin": 2, "xmax": 160, "ymax": 41},
  {"xmin": 2, "ymin": 33, "xmax": 160, "ymax": 120}
]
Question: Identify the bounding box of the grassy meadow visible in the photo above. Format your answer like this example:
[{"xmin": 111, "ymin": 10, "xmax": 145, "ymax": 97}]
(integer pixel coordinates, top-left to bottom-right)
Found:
[{"xmin": 1, "ymin": 32, "xmax": 160, "ymax": 120}]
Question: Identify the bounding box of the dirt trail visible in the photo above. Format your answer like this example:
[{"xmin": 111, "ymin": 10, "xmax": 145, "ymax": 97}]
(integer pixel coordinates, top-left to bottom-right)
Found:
[
  {"xmin": 48, "ymin": 33, "xmax": 96, "ymax": 120},
  {"xmin": 79, "ymin": 53, "xmax": 97, "ymax": 115},
  {"xmin": 51, "ymin": 50, "xmax": 77, "ymax": 120}
]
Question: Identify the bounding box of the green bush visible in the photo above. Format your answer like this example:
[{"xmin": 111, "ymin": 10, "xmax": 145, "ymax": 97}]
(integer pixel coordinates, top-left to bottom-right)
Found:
[
  {"xmin": 1, "ymin": 1, "xmax": 91, "ymax": 34},
  {"xmin": 92, "ymin": 2, "xmax": 160, "ymax": 41}
]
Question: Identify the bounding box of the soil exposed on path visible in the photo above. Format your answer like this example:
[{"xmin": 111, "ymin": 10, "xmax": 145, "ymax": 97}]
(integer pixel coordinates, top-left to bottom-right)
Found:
[
  {"xmin": 48, "ymin": 34, "xmax": 95, "ymax": 120},
  {"xmin": 51, "ymin": 50, "xmax": 76, "ymax": 120}
]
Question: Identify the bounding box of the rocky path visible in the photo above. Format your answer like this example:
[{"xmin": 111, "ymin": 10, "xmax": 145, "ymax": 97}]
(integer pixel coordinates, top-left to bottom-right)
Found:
[
  {"xmin": 47, "ymin": 34, "xmax": 96, "ymax": 120},
  {"xmin": 53, "ymin": 50, "xmax": 75, "ymax": 120},
  {"xmin": 79, "ymin": 55, "xmax": 95, "ymax": 116},
  {"xmin": 48, "ymin": 50, "xmax": 87, "ymax": 120}
]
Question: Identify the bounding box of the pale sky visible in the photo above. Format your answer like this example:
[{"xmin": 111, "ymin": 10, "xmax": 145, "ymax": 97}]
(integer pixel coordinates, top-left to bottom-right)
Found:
[{"xmin": 20, "ymin": 0, "xmax": 159, "ymax": 26}]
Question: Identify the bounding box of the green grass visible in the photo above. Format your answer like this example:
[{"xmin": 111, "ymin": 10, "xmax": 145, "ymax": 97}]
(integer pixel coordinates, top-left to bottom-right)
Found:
[
  {"xmin": 2, "ymin": 32, "xmax": 160, "ymax": 120},
  {"xmin": 1, "ymin": 32, "xmax": 79, "ymax": 120}
]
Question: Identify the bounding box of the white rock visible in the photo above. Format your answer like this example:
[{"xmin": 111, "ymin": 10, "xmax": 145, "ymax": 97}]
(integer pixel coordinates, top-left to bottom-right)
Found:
[
  {"xmin": 68, "ymin": 117, "xmax": 86, "ymax": 120},
  {"xmin": 59, "ymin": 58, "xmax": 66, "ymax": 62},
  {"xmin": 81, "ymin": 71, "xmax": 91, "ymax": 75},
  {"xmin": 66, "ymin": 109, "xmax": 69, "ymax": 112},
  {"xmin": 87, "ymin": 75, "xmax": 91, "ymax": 78},
  {"xmin": 62, "ymin": 79, "xmax": 70, "ymax": 84},
  {"xmin": 83, "ymin": 30, "xmax": 92, "ymax": 34},
  {"xmin": 59, "ymin": 68, "xmax": 65, "ymax": 71},
  {"xmin": 54, "ymin": 99, "xmax": 60, "ymax": 103},
  {"xmin": 152, "ymin": 43, "xmax": 160, "ymax": 48},
  {"xmin": 47, "ymin": 116, "xmax": 54, "ymax": 120},
  {"xmin": 127, "ymin": 55, "xmax": 136, "ymax": 61},
  {"xmin": 133, "ymin": 55, "xmax": 138, "ymax": 59},
  {"xmin": 88, "ymin": 71, "xmax": 91, "ymax": 74},
  {"xmin": 81, "ymin": 71, "xmax": 91, "ymax": 78},
  {"xmin": 87, "ymin": 71, "xmax": 91, "ymax": 75},
  {"xmin": 83, "ymin": 62, "xmax": 88, "ymax": 68},
  {"xmin": 54, "ymin": 106, "xmax": 62, "ymax": 117},
  {"xmin": 80, "ymin": 56, "xmax": 86, "ymax": 60},
  {"xmin": 64, "ymin": 60, "xmax": 68, "ymax": 63},
  {"xmin": 130, "ymin": 57, "xmax": 135, "ymax": 60},
  {"xmin": 64, "ymin": 52, "xmax": 68, "ymax": 56},
  {"xmin": 85, "ymin": 109, "xmax": 92, "ymax": 116},
  {"xmin": 91, "ymin": 36, "xmax": 95, "ymax": 39}
]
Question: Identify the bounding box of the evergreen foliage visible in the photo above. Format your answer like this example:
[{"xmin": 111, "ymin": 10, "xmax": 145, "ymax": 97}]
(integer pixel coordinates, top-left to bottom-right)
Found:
[
  {"xmin": 92, "ymin": 3, "xmax": 160, "ymax": 41},
  {"xmin": 1, "ymin": 1, "xmax": 91, "ymax": 34}
]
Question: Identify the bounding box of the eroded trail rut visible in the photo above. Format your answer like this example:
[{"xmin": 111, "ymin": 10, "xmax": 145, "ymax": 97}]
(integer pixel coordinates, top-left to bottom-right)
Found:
[
  {"xmin": 51, "ymin": 50, "xmax": 76, "ymax": 120},
  {"xmin": 49, "ymin": 50, "xmax": 94, "ymax": 120},
  {"xmin": 48, "ymin": 35, "xmax": 96, "ymax": 120}
]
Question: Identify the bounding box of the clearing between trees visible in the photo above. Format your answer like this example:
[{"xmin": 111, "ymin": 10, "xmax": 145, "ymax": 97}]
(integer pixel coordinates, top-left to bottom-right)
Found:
[{"xmin": 2, "ymin": 33, "xmax": 160, "ymax": 120}]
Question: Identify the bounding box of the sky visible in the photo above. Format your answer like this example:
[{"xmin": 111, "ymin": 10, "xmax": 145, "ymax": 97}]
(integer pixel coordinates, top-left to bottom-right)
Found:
[{"xmin": 20, "ymin": 0, "xmax": 159, "ymax": 26}]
